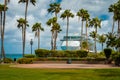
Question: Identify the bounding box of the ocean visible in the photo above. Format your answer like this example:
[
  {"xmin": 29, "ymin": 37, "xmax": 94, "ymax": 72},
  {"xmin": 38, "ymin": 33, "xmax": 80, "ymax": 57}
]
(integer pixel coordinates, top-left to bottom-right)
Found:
[{"xmin": 5, "ymin": 54, "xmax": 23, "ymax": 60}]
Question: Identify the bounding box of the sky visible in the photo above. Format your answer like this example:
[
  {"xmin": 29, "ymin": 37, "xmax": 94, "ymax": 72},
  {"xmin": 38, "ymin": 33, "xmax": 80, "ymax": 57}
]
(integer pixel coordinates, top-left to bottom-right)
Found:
[{"xmin": 0, "ymin": 0, "xmax": 119, "ymax": 54}]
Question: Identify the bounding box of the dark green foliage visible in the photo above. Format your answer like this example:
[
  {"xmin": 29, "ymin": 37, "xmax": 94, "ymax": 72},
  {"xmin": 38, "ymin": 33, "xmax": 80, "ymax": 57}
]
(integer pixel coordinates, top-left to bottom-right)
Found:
[
  {"xmin": 3, "ymin": 58, "xmax": 13, "ymax": 63},
  {"xmin": 35, "ymin": 49, "xmax": 50, "ymax": 57},
  {"xmin": 24, "ymin": 54, "xmax": 35, "ymax": 58},
  {"xmin": 104, "ymin": 48, "xmax": 112, "ymax": 60},
  {"xmin": 112, "ymin": 52, "xmax": 120, "ymax": 66},
  {"xmin": 35, "ymin": 49, "xmax": 88, "ymax": 58},
  {"xmin": 17, "ymin": 58, "xmax": 33, "ymax": 64},
  {"xmin": 76, "ymin": 50, "xmax": 88, "ymax": 58}
]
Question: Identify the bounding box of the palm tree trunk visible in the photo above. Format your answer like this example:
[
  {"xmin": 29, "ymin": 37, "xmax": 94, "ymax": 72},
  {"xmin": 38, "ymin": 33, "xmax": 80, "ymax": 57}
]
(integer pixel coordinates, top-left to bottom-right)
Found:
[
  {"xmin": 66, "ymin": 17, "xmax": 69, "ymax": 50},
  {"xmin": 95, "ymin": 28, "xmax": 97, "ymax": 54},
  {"xmin": 102, "ymin": 43, "xmax": 103, "ymax": 51},
  {"xmin": 0, "ymin": 12, "xmax": 2, "ymax": 59},
  {"xmin": 118, "ymin": 20, "xmax": 120, "ymax": 52},
  {"xmin": 86, "ymin": 20, "xmax": 88, "ymax": 51},
  {"xmin": 112, "ymin": 16, "xmax": 115, "ymax": 34},
  {"xmin": 81, "ymin": 20, "xmax": 84, "ymax": 50},
  {"xmin": 38, "ymin": 29, "xmax": 40, "ymax": 49},
  {"xmin": 51, "ymin": 31, "xmax": 54, "ymax": 50},
  {"xmin": 23, "ymin": 0, "xmax": 28, "ymax": 57},
  {"xmin": 2, "ymin": 0, "xmax": 7, "ymax": 59},
  {"xmin": 54, "ymin": 30, "xmax": 57, "ymax": 50}
]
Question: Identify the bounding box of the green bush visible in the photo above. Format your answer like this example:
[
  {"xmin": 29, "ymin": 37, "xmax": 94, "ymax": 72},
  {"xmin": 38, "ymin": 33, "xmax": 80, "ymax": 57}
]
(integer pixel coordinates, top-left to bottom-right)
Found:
[
  {"xmin": 76, "ymin": 50, "xmax": 88, "ymax": 58},
  {"xmin": 24, "ymin": 54, "xmax": 35, "ymax": 58},
  {"xmin": 35, "ymin": 49, "xmax": 50, "ymax": 57},
  {"xmin": 112, "ymin": 52, "xmax": 120, "ymax": 66},
  {"xmin": 104, "ymin": 48, "xmax": 112, "ymax": 60},
  {"xmin": 17, "ymin": 58, "xmax": 33, "ymax": 64},
  {"xmin": 3, "ymin": 58, "xmax": 13, "ymax": 63}
]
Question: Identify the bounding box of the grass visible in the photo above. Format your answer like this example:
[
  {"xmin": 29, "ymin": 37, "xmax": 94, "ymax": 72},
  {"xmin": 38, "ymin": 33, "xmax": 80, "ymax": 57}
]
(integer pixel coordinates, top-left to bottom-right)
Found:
[{"xmin": 0, "ymin": 64, "xmax": 120, "ymax": 80}]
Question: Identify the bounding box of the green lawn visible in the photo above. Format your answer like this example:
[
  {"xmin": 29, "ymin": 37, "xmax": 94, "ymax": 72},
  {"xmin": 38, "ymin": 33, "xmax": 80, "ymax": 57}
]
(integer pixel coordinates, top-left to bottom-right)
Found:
[{"xmin": 0, "ymin": 64, "xmax": 120, "ymax": 80}]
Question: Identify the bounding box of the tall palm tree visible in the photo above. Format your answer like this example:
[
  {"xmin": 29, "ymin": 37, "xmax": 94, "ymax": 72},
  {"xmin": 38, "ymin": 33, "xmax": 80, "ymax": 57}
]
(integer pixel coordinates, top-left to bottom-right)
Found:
[
  {"xmin": 60, "ymin": 9, "xmax": 74, "ymax": 50},
  {"xmin": 52, "ymin": 22, "xmax": 61, "ymax": 50},
  {"xmin": 0, "ymin": 4, "xmax": 4, "ymax": 59},
  {"xmin": 77, "ymin": 9, "xmax": 88, "ymax": 49},
  {"xmin": 89, "ymin": 17, "xmax": 101, "ymax": 54},
  {"xmin": 46, "ymin": 17, "xmax": 61, "ymax": 50},
  {"xmin": 84, "ymin": 11, "xmax": 90, "ymax": 51},
  {"xmin": 1, "ymin": 0, "xmax": 9, "ymax": 60},
  {"xmin": 32, "ymin": 22, "xmax": 44, "ymax": 49},
  {"xmin": 17, "ymin": 18, "xmax": 29, "ymax": 57},
  {"xmin": 98, "ymin": 34, "xmax": 106, "ymax": 51},
  {"xmin": 18, "ymin": 0, "xmax": 36, "ymax": 56},
  {"xmin": 89, "ymin": 31, "xmax": 97, "ymax": 53},
  {"xmin": 47, "ymin": 2, "xmax": 61, "ymax": 50}
]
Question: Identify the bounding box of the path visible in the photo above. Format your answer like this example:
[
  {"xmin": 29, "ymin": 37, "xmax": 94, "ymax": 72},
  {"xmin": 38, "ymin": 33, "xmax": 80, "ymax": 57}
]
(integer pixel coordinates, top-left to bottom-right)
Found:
[{"xmin": 10, "ymin": 64, "xmax": 119, "ymax": 69}]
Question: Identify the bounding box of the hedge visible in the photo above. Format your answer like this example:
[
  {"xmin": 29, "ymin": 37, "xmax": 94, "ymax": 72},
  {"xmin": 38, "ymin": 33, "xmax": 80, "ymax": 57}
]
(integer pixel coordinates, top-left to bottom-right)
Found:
[
  {"xmin": 17, "ymin": 58, "xmax": 33, "ymax": 64},
  {"xmin": 35, "ymin": 49, "xmax": 88, "ymax": 58}
]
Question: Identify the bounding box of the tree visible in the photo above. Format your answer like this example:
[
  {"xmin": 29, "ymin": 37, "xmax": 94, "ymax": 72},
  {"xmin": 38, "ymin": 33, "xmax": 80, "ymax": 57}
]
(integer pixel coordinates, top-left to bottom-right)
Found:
[
  {"xmin": 108, "ymin": 4, "xmax": 117, "ymax": 33},
  {"xmin": 77, "ymin": 9, "xmax": 89, "ymax": 49},
  {"xmin": 89, "ymin": 17, "xmax": 101, "ymax": 54},
  {"xmin": 46, "ymin": 17, "xmax": 61, "ymax": 50},
  {"xmin": 98, "ymin": 34, "xmax": 106, "ymax": 51},
  {"xmin": 60, "ymin": 9, "xmax": 74, "ymax": 50},
  {"xmin": 18, "ymin": 0, "xmax": 36, "ymax": 56},
  {"xmin": 0, "ymin": 4, "xmax": 4, "ymax": 59},
  {"xmin": 32, "ymin": 22, "xmax": 44, "ymax": 49},
  {"xmin": 17, "ymin": 18, "xmax": 29, "ymax": 57},
  {"xmin": 106, "ymin": 32, "xmax": 117, "ymax": 49},
  {"xmin": 47, "ymin": 3, "xmax": 61, "ymax": 50},
  {"xmin": 0, "ymin": 0, "xmax": 9, "ymax": 60}
]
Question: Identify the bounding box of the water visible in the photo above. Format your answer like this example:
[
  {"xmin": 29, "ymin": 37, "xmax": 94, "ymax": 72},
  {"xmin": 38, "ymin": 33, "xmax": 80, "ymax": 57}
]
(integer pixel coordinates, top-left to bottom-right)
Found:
[{"xmin": 5, "ymin": 54, "xmax": 23, "ymax": 60}]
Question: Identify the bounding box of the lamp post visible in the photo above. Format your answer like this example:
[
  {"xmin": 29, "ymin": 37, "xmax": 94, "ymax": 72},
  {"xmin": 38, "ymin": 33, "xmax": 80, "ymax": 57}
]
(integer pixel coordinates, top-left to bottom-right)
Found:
[{"xmin": 30, "ymin": 39, "xmax": 33, "ymax": 54}]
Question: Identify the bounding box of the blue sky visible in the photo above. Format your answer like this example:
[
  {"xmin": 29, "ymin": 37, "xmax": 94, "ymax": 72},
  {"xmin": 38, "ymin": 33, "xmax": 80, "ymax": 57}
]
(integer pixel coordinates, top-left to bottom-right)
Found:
[{"xmin": 0, "ymin": 0, "xmax": 118, "ymax": 54}]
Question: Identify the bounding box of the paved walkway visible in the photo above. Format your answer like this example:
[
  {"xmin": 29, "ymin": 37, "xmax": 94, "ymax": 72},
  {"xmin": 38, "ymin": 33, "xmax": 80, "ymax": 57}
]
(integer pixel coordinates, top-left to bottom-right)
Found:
[{"xmin": 10, "ymin": 64, "xmax": 119, "ymax": 69}]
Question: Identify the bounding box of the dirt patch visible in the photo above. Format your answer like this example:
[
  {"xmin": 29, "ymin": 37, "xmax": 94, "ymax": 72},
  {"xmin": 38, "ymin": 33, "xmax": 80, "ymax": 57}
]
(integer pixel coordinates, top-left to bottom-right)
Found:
[{"xmin": 10, "ymin": 64, "xmax": 119, "ymax": 69}]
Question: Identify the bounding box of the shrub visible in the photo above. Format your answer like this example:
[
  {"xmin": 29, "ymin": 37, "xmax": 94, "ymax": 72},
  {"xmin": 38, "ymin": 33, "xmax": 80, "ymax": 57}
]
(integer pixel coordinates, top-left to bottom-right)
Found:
[
  {"xmin": 17, "ymin": 58, "xmax": 33, "ymax": 64},
  {"xmin": 76, "ymin": 50, "xmax": 88, "ymax": 58},
  {"xmin": 3, "ymin": 58, "xmax": 13, "ymax": 63},
  {"xmin": 24, "ymin": 54, "xmax": 35, "ymax": 58},
  {"xmin": 112, "ymin": 52, "xmax": 120, "ymax": 66},
  {"xmin": 35, "ymin": 49, "xmax": 50, "ymax": 57},
  {"xmin": 104, "ymin": 48, "xmax": 112, "ymax": 60}
]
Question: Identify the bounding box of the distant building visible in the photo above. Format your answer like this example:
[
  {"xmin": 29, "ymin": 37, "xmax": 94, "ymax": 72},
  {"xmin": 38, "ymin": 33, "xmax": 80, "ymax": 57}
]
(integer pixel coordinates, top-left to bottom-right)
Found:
[{"xmin": 60, "ymin": 34, "xmax": 93, "ymax": 51}]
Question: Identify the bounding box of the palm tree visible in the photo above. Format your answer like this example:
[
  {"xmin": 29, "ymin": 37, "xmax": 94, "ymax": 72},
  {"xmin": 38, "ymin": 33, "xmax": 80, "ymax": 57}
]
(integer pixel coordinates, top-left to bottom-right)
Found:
[
  {"xmin": 46, "ymin": 17, "xmax": 61, "ymax": 50},
  {"xmin": 89, "ymin": 17, "xmax": 101, "ymax": 54},
  {"xmin": 48, "ymin": 2, "xmax": 61, "ymax": 17},
  {"xmin": 1, "ymin": 1, "xmax": 9, "ymax": 60},
  {"xmin": 60, "ymin": 9, "xmax": 74, "ymax": 50},
  {"xmin": 106, "ymin": 32, "xmax": 116, "ymax": 49},
  {"xmin": 0, "ymin": 4, "xmax": 4, "ymax": 59},
  {"xmin": 108, "ymin": 4, "xmax": 117, "ymax": 34},
  {"xmin": 47, "ymin": 3, "xmax": 61, "ymax": 50},
  {"xmin": 89, "ymin": 31, "xmax": 97, "ymax": 53},
  {"xmin": 98, "ymin": 34, "xmax": 106, "ymax": 51},
  {"xmin": 77, "ymin": 9, "xmax": 89, "ymax": 49},
  {"xmin": 17, "ymin": 18, "xmax": 29, "ymax": 57},
  {"xmin": 52, "ymin": 22, "xmax": 61, "ymax": 50},
  {"xmin": 32, "ymin": 22, "xmax": 44, "ymax": 49},
  {"xmin": 18, "ymin": 0, "xmax": 36, "ymax": 56}
]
